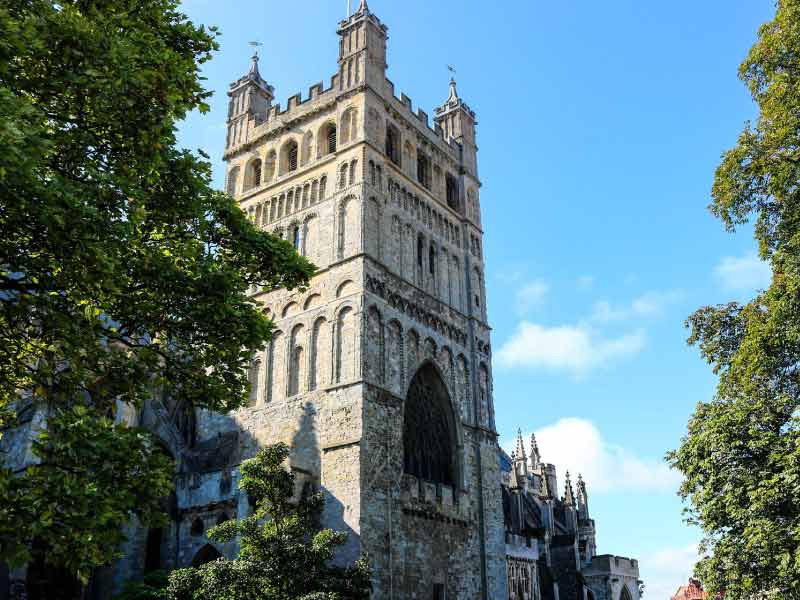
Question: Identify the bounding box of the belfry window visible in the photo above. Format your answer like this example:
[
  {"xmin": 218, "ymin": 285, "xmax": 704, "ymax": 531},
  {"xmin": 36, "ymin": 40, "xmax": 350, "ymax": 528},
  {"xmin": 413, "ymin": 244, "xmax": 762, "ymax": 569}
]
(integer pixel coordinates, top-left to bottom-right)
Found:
[
  {"xmin": 417, "ymin": 153, "xmax": 431, "ymax": 189},
  {"xmin": 281, "ymin": 140, "xmax": 299, "ymax": 175},
  {"xmin": 319, "ymin": 122, "xmax": 337, "ymax": 157},
  {"xmin": 386, "ymin": 124, "xmax": 401, "ymax": 166},
  {"xmin": 328, "ymin": 126, "xmax": 337, "ymax": 154},
  {"xmin": 403, "ymin": 363, "xmax": 457, "ymax": 486},
  {"xmin": 446, "ymin": 174, "xmax": 459, "ymax": 211}
]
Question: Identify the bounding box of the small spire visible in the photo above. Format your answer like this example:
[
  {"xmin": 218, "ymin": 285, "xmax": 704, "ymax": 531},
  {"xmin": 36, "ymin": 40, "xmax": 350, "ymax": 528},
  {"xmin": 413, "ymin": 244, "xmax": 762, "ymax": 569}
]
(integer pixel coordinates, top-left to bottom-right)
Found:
[
  {"xmin": 248, "ymin": 52, "xmax": 260, "ymax": 78},
  {"xmin": 577, "ymin": 473, "xmax": 589, "ymax": 518},
  {"xmin": 357, "ymin": 0, "xmax": 369, "ymax": 12},
  {"xmin": 447, "ymin": 77, "xmax": 459, "ymax": 103},
  {"xmin": 530, "ymin": 433, "xmax": 540, "ymax": 468},
  {"xmin": 514, "ymin": 429, "xmax": 527, "ymax": 462},
  {"xmin": 564, "ymin": 471, "xmax": 575, "ymax": 506},
  {"xmin": 540, "ymin": 472, "xmax": 552, "ymax": 499}
]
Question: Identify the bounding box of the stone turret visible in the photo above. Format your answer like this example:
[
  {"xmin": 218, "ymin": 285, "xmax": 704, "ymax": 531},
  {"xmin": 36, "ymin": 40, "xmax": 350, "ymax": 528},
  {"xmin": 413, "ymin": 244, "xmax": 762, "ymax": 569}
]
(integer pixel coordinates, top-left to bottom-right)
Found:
[
  {"xmin": 226, "ymin": 52, "xmax": 274, "ymax": 149},
  {"xmin": 434, "ymin": 77, "xmax": 478, "ymax": 177},
  {"xmin": 337, "ymin": 0, "xmax": 388, "ymax": 92}
]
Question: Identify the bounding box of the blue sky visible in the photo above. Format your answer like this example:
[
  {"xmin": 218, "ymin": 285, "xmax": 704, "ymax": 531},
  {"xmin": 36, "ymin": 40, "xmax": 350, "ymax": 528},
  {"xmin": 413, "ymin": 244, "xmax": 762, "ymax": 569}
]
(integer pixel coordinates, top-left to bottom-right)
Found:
[{"xmin": 176, "ymin": 1, "xmax": 775, "ymax": 597}]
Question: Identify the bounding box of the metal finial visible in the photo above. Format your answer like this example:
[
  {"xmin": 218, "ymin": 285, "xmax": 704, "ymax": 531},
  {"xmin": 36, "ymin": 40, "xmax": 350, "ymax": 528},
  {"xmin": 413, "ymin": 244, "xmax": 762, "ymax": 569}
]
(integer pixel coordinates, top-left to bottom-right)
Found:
[{"xmin": 248, "ymin": 41, "xmax": 263, "ymax": 58}]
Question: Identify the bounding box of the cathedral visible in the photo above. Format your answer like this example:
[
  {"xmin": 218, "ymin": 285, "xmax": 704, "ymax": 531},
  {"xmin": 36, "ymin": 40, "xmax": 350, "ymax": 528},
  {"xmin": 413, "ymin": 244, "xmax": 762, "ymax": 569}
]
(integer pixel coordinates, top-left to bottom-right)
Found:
[{"xmin": 2, "ymin": 2, "xmax": 643, "ymax": 599}]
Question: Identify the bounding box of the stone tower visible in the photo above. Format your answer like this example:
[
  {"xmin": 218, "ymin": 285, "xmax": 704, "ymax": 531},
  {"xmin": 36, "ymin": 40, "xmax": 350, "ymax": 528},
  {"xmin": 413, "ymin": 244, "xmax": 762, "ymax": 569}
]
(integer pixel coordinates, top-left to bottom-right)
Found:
[{"xmin": 222, "ymin": 3, "xmax": 505, "ymax": 597}]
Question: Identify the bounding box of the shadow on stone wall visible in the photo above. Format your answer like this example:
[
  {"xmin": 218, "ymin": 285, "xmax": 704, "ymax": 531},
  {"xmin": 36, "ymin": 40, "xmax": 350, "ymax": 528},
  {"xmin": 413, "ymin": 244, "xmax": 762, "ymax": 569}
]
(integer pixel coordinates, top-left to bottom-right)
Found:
[{"xmin": 291, "ymin": 401, "xmax": 360, "ymax": 565}]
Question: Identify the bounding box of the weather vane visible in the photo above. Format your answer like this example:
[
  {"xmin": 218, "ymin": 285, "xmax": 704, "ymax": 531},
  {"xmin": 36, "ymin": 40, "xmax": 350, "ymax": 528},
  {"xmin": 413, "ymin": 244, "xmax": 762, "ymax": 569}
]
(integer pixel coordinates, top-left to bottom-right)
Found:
[
  {"xmin": 447, "ymin": 64, "xmax": 457, "ymax": 78},
  {"xmin": 249, "ymin": 41, "xmax": 263, "ymax": 58}
]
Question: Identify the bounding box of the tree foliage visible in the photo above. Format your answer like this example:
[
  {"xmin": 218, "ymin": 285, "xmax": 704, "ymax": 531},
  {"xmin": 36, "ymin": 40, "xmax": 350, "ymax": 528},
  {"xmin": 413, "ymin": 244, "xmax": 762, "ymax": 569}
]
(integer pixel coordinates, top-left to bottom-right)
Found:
[
  {"xmin": 669, "ymin": 1, "xmax": 800, "ymax": 597},
  {"xmin": 162, "ymin": 443, "xmax": 371, "ymax": 600},
  {"xmin": 0, "ymin": 0, "xmax": 313, "ymax": 583}
]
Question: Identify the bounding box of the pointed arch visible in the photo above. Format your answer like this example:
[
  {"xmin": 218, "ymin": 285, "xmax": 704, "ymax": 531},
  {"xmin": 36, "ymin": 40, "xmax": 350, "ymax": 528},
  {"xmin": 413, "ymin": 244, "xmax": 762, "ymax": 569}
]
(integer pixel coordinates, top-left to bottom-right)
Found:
[
  {"xmin": 620, "ymin": 586, "xmax": 633, "ymax": 600},
  {"xmin": 191, "ymin": 544, "xmax": 222, "ymax": 568},
  {"xmin": 403, "ymin": 362, "xmax": 458, "ymax": 486}
]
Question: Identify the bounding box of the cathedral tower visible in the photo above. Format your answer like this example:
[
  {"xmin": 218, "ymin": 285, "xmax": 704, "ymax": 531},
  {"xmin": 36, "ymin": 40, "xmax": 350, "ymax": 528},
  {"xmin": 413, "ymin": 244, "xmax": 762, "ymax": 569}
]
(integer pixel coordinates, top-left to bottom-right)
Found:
[{"xmin": 221, "ymin": 4, "xmax": 504, "ymax": 598}]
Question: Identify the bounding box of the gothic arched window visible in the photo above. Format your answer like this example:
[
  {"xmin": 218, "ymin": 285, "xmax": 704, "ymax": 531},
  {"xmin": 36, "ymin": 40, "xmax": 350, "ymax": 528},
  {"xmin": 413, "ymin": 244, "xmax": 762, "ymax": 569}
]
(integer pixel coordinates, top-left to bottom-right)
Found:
[{"xmin": 403, "ymin": 363, "xmax": 457, "ymax": 486}]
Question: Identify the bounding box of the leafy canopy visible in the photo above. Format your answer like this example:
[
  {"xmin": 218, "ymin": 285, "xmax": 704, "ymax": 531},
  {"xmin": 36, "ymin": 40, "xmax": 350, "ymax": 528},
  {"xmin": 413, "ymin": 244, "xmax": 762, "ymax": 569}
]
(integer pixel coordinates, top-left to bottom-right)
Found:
[
  {"xmin": 669, "ymin": 0, "xmax": 800, "ymax": 597},
  {"xmin": 0, "ymin": 0, "xmax": 313, "ymax": 583},
  {"xmin": 162, "ymin": 443, "xmax": 371, "ymax": 600}
]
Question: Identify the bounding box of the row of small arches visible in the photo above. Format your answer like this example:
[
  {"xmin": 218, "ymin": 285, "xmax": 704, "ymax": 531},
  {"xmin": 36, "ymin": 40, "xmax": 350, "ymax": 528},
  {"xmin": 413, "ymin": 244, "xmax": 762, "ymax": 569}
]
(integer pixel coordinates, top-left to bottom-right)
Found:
[
  {"xmin": 247, "ymin": 302, "xmax": 358, "ymax": 405},
  {"xmin": 227, "ymin": 107, "xmax": 357, "ymax": 196},
  {"xmin": 382, "ymin": 118, "xmax": 465, "ymax": 214},
  {"xmin": 245, "ymin": 175, "xmax": 328, "ymax": 227},
  {"xmin": 386, "ymin": 176, "xmax": 463, "ymax": 250}
]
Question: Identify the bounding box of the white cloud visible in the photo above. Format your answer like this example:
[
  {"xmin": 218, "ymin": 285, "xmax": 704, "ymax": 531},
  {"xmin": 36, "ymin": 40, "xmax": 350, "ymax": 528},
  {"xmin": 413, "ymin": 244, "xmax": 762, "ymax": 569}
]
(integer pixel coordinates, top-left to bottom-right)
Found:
[
  {"xmin": 640, "ymin": 544, "xmax": 703, "ymax": 600},
  {"xmin": 515, "ymin": 280, "xmax": 550, "ymax": 313},
  {"xmin": 496, "ymin": 322, "xmax": 645, "ymax": 375},
  {"xmin": 590, "ymin": 290, "xmax": 683, "ymax": 323},
  {"xmin": 714, "ymin": 253, "xmax": 771, "ymax": 292},
  {"xmin": 511, "ymin": 418, "xmax": 680, "ymax": 494}
]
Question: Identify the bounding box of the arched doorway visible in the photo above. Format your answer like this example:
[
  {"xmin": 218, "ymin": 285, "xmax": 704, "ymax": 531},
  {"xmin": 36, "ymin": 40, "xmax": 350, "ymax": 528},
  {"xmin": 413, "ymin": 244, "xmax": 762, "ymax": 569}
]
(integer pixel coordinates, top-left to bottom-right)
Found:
[
  {"xmin": 403, "ymin": 362, "xmax": 458, "ymax": 486},
  {"xmin": 191, "ymin": 544, "xmax": 222, "ymax": 568}
]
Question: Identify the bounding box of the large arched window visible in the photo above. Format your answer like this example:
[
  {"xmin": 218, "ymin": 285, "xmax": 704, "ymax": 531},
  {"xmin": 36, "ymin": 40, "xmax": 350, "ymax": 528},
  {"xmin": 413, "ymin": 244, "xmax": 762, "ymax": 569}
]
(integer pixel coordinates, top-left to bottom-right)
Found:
[
  {"xmin": 403, "ymin": 363, "xmax": 457, "ymax": 486},
  {"xmin": 620, "ymin": 587, "xmax": 633, "ymax": 600}
]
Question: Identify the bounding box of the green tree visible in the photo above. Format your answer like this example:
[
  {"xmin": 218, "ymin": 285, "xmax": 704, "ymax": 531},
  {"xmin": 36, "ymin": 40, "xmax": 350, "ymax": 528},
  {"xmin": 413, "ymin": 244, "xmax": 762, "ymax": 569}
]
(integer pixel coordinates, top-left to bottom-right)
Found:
[
  {"xmin": 669, "ymin": 1, "xmax": 800, "ymax": 597},
  {"xmin": 162, "ymin": 443, "xmax": 371, "ymax": 600},
  {"xmin": 0, "ymin": 0, "xmax": 313, "ymax": 584}
]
